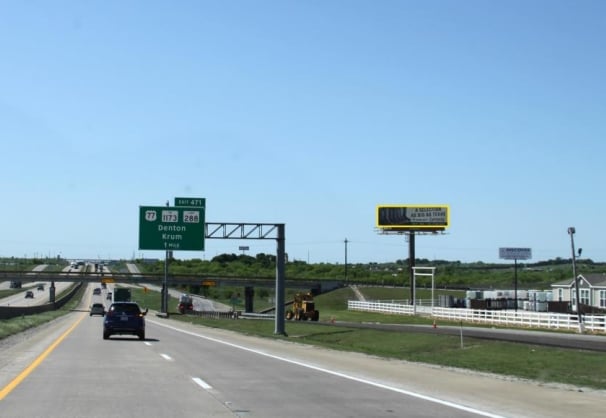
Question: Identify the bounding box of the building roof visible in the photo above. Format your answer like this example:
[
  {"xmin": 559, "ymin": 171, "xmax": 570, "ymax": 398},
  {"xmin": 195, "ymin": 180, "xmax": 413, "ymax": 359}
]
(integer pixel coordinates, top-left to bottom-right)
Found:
[{"xmin": 551, "ymin": 273, "xmax": 606, "ymax": 288}]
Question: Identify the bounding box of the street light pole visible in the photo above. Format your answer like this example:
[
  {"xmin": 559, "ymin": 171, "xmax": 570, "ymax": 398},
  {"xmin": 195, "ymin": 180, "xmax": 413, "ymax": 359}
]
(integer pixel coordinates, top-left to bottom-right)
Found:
[{"xmin": 568, "ymin": 227, "xmax": 583, "ymax": 333}]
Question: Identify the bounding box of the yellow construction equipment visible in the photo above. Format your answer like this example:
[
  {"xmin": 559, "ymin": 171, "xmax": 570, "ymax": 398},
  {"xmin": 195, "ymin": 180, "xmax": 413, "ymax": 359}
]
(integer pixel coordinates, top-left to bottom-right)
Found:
[{"xmin": 285, "ymin": 292, "xmax": 319, "ymax": 321}]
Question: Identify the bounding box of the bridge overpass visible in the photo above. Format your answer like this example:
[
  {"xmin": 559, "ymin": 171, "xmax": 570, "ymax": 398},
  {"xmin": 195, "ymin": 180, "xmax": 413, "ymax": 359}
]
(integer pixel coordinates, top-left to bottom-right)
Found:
[{"xmin": 0, "ymin": 270, "xmax": 341, "ymax": 292}]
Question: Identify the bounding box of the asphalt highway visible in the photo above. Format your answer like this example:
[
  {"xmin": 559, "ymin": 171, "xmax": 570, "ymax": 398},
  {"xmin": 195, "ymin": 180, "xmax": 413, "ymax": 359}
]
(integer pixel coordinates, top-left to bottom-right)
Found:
[{"xmin": 0, "ymin": 286, "xmax": 604, "ymax": 418}]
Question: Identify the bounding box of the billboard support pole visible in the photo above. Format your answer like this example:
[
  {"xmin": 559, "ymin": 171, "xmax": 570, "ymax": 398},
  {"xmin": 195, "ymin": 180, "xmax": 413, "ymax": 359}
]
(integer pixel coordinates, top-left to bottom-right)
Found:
[
  {"xmin": 498, "ymin": 247, "xmax": 532, "ymax": 314},
  {"xmin": 514, "ymin": 258, "xmax": 518, "ymax": 312},
  {"xmin": 409, "ymin": 231, "xmax": 415, "ymax": 304}
]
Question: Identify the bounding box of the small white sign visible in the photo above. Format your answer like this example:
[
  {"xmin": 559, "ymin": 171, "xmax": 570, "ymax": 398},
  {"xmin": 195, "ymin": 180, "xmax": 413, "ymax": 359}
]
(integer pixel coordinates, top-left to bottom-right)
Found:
[
  {"xmin": 161, "ymin": 210, "xmax": 179, "ymax": 223},
  {"xmin": 499, "ymin": 247, "xmax": 532, "ymax": 260},
  {"xmin": 183, "ymin": 211, "xmax": 200, "ymax": 223}
]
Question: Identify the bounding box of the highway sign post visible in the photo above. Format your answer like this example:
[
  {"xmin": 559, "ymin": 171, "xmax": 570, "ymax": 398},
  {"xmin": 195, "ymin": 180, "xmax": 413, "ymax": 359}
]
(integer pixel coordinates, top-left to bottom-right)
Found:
[{"xmin": 499, "ymin": 247, "xmax": 532, "ymax": 312}]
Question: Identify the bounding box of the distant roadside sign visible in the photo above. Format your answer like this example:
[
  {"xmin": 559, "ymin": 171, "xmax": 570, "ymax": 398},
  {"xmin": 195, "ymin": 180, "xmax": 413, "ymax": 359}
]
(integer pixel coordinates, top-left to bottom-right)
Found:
[
  {"xmin": 101, "ymin": 277, "xmax": 115, "ymax": 283},
  {"xmin": 139, "ymin": 205, "xmax": 205, "ymax": 251},
  {"xmin": 175, "ymin": 197, "xmax": 205, "ymax": 208},
  {"xmin": 376, "ymin": 205, "xmax": 449, "ymax": 229},
  {"xmin": 499, "ymin": 247, "xmax": 532, "ymax": 260},
  {"xmin": 202, "ymin": 280, "xmax": 216, "ymax": 287}
]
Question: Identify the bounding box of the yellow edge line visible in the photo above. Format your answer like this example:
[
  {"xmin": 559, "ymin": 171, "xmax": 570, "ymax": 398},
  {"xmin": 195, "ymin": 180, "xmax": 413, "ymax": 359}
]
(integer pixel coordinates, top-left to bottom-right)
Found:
[{"xmin": 0, "ymin": 312, "xmax": 87, "ymax": 401}]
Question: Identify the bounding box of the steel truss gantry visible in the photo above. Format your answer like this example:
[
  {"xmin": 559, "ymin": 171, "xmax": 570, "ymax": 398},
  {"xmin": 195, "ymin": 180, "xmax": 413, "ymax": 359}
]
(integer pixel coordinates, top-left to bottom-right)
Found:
[{"xmin": 205, "ymin": 222, "xmax": 286, "ymax": 335}]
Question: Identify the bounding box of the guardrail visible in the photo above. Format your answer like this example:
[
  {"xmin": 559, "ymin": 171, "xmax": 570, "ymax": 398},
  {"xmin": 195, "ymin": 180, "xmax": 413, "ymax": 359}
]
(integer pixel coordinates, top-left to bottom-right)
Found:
[
  {"xmin": 348, "ymin": 300, "xmax": 606, "ymax": 333},
  {"xmin": 185, "ymin": 310, "xmax": 239, "ymax": 319}
]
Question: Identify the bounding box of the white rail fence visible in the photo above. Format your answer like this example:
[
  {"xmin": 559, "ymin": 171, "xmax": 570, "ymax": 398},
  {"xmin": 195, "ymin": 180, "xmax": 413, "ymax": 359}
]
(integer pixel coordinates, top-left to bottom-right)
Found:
[{"xmin": 348, "ymin": 300, "xmax": 606, "ymax": 333}]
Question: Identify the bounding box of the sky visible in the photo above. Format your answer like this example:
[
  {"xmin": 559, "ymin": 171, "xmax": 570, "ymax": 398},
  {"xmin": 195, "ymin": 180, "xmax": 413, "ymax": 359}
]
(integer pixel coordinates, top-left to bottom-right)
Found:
[{"xmin": 1, "ymin": 1, "xmax": 605, "ymax": 265}]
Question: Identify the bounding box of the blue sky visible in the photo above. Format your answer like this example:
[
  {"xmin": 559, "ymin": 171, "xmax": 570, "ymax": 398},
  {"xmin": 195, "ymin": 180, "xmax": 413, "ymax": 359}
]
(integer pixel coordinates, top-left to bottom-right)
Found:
[{"xmin": 1, "ymin": 1, "xmax": 604, "ymax": 264}]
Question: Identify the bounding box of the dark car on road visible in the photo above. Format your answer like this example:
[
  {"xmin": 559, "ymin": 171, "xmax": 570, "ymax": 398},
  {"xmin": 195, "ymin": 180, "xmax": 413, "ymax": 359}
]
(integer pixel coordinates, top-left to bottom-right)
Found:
[
  {"xmin": 90, "ymin": 303, "xmax": 105, "ymax": 317},
  {"xmin": 103, "ymin": 302, "xmax": 147, "ymax": 340},
  {"xmin": 25, "ymin": 290, "xmax": 34, "ymax": 298}
]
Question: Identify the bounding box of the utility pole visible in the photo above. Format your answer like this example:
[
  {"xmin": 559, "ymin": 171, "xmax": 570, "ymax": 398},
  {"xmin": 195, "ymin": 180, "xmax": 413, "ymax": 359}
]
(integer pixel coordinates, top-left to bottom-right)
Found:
[
  {"xmin": 344, "ymin": 238, "xmax": 348, "ymax": 285},
  {"xmin": 568, "ymin": 227, "xmax": 583, "ymax": 332}
]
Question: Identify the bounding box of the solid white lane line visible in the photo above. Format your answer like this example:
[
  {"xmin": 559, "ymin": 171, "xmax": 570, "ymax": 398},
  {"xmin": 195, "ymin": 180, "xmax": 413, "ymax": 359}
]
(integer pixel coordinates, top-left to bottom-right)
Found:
[
  {"xmin": 192, "ymin": 377, "xmax": 213, "ymax": 390},
  {"xmin": 150, "ymin": 319, "xmax": 506, "ymax": 418}
]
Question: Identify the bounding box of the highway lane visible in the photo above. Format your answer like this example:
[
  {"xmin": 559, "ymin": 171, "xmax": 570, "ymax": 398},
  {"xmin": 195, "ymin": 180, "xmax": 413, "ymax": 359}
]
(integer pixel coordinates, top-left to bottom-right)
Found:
[
  {"xmin": 141, "ymin": 322, "xmax": 494, "ymax": 418},
  {"xmin": 2, "ymin": 297, "xmax": 605, "ymax": 417},
  {"xmin": 0, "ymin": 264, "xmax": 80, "ymax": 307},
  {"xmin": 0, "ymin": 281, "xmax": 74, "ymax": 307},
  {"xmin": 0, "ymin": 318, "xmax": 489, "ymax": 418},
  {"xmin": 0, "ymin": 285, "xmax": 495, "ymax": 418}
]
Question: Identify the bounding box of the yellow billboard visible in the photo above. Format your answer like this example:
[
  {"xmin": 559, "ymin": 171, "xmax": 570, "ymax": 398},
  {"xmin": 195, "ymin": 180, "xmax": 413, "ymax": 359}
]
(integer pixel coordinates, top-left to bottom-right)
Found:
[{"xmin": 376, "ymin": 205, "xmax": 449, "ymax": 229}]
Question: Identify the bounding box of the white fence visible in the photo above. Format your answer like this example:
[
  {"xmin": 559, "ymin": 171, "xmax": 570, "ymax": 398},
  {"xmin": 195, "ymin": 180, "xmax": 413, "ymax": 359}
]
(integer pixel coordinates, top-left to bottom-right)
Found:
[{"xmin": 347, "ymin": 300, "xmax": 606, "ymax": 333}]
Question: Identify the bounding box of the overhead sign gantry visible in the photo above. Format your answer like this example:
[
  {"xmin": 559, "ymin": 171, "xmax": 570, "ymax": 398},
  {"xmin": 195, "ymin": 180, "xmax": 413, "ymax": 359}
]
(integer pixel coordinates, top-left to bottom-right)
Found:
[{"xmin": 138, "ymin": 197, "xmax": 287, "ymax": 334}]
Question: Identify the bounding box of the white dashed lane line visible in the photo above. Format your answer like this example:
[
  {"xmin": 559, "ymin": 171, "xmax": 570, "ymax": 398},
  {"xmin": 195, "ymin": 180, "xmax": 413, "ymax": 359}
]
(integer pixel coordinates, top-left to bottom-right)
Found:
[
  {"xmin": 192, "ymin": 377, "xmax": 213, "ymax": 390},
  {"xmin": 147, "ymin": 344, "xmax": 212, "ymax": 392}
]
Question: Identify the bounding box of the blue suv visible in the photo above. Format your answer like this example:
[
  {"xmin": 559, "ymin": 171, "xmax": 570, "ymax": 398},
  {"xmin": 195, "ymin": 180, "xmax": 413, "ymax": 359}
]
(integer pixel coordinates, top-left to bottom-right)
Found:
[{"xmin": 103, "ymin": 302, "xmax": 147, "ymax": 340}]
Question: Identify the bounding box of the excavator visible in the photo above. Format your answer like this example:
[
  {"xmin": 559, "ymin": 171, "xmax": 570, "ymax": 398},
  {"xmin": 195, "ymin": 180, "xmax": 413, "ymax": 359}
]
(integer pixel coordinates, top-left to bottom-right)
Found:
[{"xmin": 285, "ymin": 292, "xmax": 319, "ymax": 321}]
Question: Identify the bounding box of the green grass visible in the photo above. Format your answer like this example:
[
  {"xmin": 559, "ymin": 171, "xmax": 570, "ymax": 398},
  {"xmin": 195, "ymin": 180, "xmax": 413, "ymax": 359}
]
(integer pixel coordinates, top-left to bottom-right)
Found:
[{"xmin": 0, "ymin": 284, "xmax": 86, "ymax": 340}]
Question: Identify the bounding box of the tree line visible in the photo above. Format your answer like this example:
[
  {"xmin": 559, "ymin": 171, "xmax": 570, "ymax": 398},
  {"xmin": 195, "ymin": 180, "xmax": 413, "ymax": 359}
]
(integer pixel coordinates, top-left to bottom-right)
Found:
[{"xmin": 136, "ymin": 253, "xmax": 605, "ymax": 289}]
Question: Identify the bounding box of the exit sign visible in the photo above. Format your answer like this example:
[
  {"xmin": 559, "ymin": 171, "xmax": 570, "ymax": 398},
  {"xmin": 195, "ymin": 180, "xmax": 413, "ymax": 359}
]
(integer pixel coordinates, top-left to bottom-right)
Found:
[
  {"xmin": 175, "ymin": 197, "xmax": 205, "ymax": 208},
  {"xmin": 139, "ymin": 205, "xmax": 205, "ymax": 251}
]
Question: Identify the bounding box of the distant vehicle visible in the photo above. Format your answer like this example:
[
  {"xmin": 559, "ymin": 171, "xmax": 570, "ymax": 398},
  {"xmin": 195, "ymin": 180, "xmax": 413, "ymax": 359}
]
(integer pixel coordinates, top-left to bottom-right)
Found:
[
  {"xmin": 93, "ymin": 288, "xmax": 102, "ymax": 295},
  {"xmin": 90, "ymin": 303, "xmax": 105, "ymax": 316},
  {"xmin": 103, "ymin": 302, "xmax": 147, "ymax": 340},
  {"xmin": 37, "ymin": 284, "xmax": 45, "ymax": 291},
  {"xmin": 106, "ymin": 292, "xmax": 112, "ymax": 300},
  {"xmin": 71, "ymin": 261, "xmax": 85, "ymax": 269},
  {"xmin": 10, "ymin": 281, "xmax": 22, "ymax": 289},
  {"xmin": 113, "ymin": 287, "xmax": 131, "ymax": 302},
  {"xmin": 178, "ymin": 294, "xmax": 193, "ymax": 314},
  {"xmin": 25, "ymin": 290, "xmax": 34, "ymax": 299}
]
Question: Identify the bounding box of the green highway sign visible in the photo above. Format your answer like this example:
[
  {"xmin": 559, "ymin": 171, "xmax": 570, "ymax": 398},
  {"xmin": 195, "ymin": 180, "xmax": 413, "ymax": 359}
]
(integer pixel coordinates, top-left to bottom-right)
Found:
[
  {"xmin": 175, "ymin": 197, "xmax": 205, "ymax": 208},
  {"xmin": 139, "ymin": 205, "xmax": 205, "ymax": 251}
]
